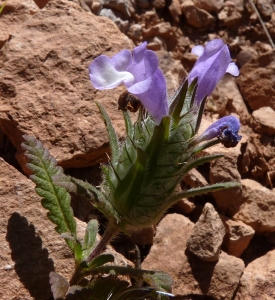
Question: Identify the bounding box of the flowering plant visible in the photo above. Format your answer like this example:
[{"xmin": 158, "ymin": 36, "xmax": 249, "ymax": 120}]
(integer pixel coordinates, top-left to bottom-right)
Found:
[{"xmin": 22, "ymin": 39, "xmax": 241, "ymax": 299}]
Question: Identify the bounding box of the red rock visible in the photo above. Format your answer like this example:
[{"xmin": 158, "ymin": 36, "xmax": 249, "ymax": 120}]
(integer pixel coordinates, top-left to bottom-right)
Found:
[
  {"xmin": 211, "ymin": 75, "xmax": 250, "ymax": 123},
  {"xmin": 237, "ymin": 50, "xmax": 275, "ymax": 111},
  {"xmin": 256, "ymin": 0, "xmax": 273, "ymax": 18},
  {"xmin": 183, "ymin": 168, "xmax": 208, "ymax": 188},
  {"xmin": 181, "ymin": 1, "xmax": 215, "ymax": 28},
  {"xmin": 142, "ymin": 213, "xmax": 244, "ymax": 298},
  {"xmin": 174, "ymin": 198, "xmax": 195, "ymax": 214},
  {"xmin": 235, "ymin": 250, "xmax": 275, "ymax": 299},
  {"xmin": 33, "ymin": 0, "xmax": 50, "ymax": 9},
  {"xmin": 233, "ymin": 179, "xmax": 275, "ymax": 233},
  {"xmin": 169, "ymin": 0, "xmax": 182, "ymax": 23},
  {"xmin": 187, "ymin": 203, "xmax": 225, "ymax": 262},
  {"xmin": 0, "ymin": 157, "xmax": 133, "ymax": 299},
  {"xmin": 0, "ymin": 157, "xmax": 74, "ymax": 299},
  {"xmin": 0, "ymin": 0, "xmax": 39, "ymax": 48},
  {"xmin": 152, "ymin": 0, "xmax": 166, "ymax": 8},
  {"xmin": 0, "ymin": 0, "xmax": 133, "ymax": 173},
  {"xmin": 221, "ymin": 215, "xmax": 255, "ymax": 257},
  {"xmin": 142, "ymin": 22, "xmax": 175, "ymax": 39},
  {"xmin": 193, "ymin": 0, "xmax": 224, "ymax": 12},
  {"xmin": 252, "ymin": 106, "xmax": 275, "ymax": 135},
  {"xmin": 208, "ymin": 141, "xmax": 243, "ymax": 216}
]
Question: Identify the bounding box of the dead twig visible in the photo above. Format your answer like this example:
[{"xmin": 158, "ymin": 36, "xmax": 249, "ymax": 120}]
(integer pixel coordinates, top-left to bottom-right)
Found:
[{"xmin": 249, "ymin": 0, "xmax": 275, "ymax": 49}]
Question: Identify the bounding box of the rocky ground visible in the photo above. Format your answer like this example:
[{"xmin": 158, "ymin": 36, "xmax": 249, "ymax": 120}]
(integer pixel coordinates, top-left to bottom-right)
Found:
[{"xmin": 1, "ymin": 0, "xmax": 275, "ymax": 299}]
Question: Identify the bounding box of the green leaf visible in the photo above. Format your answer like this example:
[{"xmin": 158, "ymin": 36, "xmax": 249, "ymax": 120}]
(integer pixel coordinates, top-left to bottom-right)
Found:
[
  {"xmin": 167, "ymin": 181, "xmax": 241, "ymax": 205},
  {"xmin": 0, "ymin": 0, "xmax": 8, "ymax": 14},
  {"xmin": 69, "ymin": 177, "xmax": 120, "ymax": 224},
  {"xmin": 194, "ymin": 95, "xmax": 207, "ymax": 134},
  {"xmin": 63, "ymin": 283, "xmax": 159, "ymax": 300},
  {"xmin": 74, "ymin": 240, "xmax": 83, "ymax": 265},
  {"xmin": 82, "ymin": 219, "xmax": 98, "ymax": 256},
  {"xmin": 96, "ymin": 101, "xmax": 119, "ymax": 164},
  {"xmin": 189, "ymin": 138, "xmax": 221, "ymax": 154},
  {"xmin": 123, "ymin": 110, "xmax": 134, "ymax": 138},
  {"xmin": 53, "ymin": 173, "xmax": 121, "ymax": 224},
  {"xmin": 169, "ymin": 80, "xmax": 189, "ymax": 125},
  {"xmin": 22, "ymin": 135, "xmax": 76, "ymax": 250},
  {"xmin": 181, "ymin": 154, "xmax": 224, "ymax": 175},
  {"xmin": 87, "ymin": 254, "xmax": 115, "ymax": 269}
]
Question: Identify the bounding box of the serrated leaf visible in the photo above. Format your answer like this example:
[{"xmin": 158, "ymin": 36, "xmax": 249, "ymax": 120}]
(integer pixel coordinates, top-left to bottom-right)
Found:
[
  {"xmin": 49, "ymin": 272, "xmax": 69, "ymax": 300},
  {"xmin": 69, "ymin": 177, "xmax": 120, "ymax": 224},
  {"xmin": 22, "ymin": 135, "xmax": 76, "ymax": 250},
  {"xmin": 54, "ymin": 172, "xmax": 121, "ymax": 225}
]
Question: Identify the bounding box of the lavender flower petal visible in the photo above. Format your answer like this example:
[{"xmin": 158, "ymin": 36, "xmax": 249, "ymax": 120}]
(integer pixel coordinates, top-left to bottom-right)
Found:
[
  {"xmin": 89, "ymin": 54, "xmax": 134, "ymax": 89},
  {"xmin": 188, "ymin": 39, "xmax": 239, "ymax": 104},
  {"xmin": 195, "ymin": 116, "xmax": 242, "ymax": 148},
  {"xmin": 89, "ymin": 42, "xmax": 168, "ymax": 124},
  {"xmin": 110, "ymin": 49, "xmax": 133, "ymax": 71},
  {"xmin": 133, "ymin": 69, "xmax": 168, "ymax": 124}
]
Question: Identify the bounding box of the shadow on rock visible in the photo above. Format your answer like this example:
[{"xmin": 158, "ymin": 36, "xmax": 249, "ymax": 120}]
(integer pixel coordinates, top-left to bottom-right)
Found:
[
  {"xmin": 6, "ymin": 212, "xmax": 54, "ymax": 299},
  {"xmin": 185, "ymin": 249, "xmax": 217, "ymax": 295}
]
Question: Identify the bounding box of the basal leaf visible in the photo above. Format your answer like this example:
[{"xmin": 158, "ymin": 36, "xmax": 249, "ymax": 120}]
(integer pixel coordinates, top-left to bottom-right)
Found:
[
  {"xmin": 22, "ymin": 135, "xmax": 76, "ymax": 250},
  {"xmin": 49, "ymin": 271, "xmax": 69, "ymax": 300},
  {"xmin": 87, "ymin": 254, "xmax": 114, "ymax": 269},
  {"xmin": 83, "ymin": 219, "xmax": 98, "ymax": 254}
]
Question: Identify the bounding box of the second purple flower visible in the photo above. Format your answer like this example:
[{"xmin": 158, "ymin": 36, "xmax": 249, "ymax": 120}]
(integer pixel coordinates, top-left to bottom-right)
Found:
[{"xmin": 188, "ymin": 39, "xmax": 239, "ymax": 104}]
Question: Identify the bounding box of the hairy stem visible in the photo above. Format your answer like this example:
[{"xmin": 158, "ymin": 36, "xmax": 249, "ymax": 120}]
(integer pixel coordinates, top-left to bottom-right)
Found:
[
  {"xmin": 88, "ymin": 222, "xmax": 119, "ymax": 262},
  {"xmin": 69, "ymin": 222, "xmax": 119, "ymax": 286}
]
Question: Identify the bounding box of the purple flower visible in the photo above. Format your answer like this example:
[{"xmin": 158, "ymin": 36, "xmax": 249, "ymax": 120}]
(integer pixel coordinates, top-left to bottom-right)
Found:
[
  {"xmin": 89, "ymin": 42, "xmax": 168, "ymax": 124},
  {"xmin": 188, "ymin": 39, "xmax": 239, "ymax": 104},
  {"xmin": 194, "ymin": 116, "xmax": 242, "ymax": 148}
]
